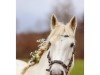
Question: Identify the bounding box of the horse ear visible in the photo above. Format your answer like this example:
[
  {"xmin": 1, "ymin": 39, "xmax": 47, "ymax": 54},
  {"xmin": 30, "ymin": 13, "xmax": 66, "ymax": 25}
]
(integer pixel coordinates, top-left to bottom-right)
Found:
[
  {"xmin": 69, "ymin": 16, "xmax": 77, "ymax": 33},
  {"xmin": 51, "ymin": 14, "xmax": 58, "ymax": 30}
]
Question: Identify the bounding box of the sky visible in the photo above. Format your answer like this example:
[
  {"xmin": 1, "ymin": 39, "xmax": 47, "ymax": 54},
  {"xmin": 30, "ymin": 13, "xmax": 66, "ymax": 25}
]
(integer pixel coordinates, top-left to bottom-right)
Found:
[{"xmin": 16, "ymin": 0, "xmax": 84, "ymax": 34}]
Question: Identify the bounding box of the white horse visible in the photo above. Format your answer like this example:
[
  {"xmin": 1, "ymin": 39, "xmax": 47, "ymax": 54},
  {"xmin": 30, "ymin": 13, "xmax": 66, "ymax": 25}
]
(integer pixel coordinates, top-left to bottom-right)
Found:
[
  {"xmin": 16, "ymin": 14, "xmax": 77, "ymax": 75},
  {"xmin": 16, "ymin": 60, "xmax": 27, "ymax": 75}
]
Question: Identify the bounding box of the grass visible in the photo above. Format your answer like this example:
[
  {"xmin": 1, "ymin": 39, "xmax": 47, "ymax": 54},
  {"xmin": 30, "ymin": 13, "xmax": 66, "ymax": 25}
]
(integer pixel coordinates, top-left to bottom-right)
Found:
[
  {"xmin": 70, "ymin": 60, "xmax": 84, "ymax": 75},
  {"xmin": 21, "ymin": 59, "xmax": 84, "ymax": 75}
]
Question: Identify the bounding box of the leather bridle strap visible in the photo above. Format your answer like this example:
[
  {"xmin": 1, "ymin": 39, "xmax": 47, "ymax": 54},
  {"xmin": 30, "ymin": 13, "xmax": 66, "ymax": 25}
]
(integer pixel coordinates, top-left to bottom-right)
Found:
[
  {"xmin": 50, "ymin": 60, "xmax": 68, "ymax": 69},
  {"xmin": 46, "ymin": 51, "xmax": 74, "ymax": 73}
]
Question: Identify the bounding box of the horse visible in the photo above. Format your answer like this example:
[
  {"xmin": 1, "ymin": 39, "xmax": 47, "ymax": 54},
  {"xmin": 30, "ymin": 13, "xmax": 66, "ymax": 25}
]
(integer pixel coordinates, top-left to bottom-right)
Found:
[
  {"xmin": 16, "ymin": 14, "xmax": 77, "ymax": 75},
  {"xmin": 16, "ymin": 60, "xmax": 28, "ymax": 75}
]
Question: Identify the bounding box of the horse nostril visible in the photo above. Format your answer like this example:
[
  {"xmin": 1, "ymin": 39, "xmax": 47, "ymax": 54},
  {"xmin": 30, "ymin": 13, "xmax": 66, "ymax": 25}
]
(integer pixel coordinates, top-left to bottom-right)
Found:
[
  {"xmin": 70, "ymin": 43, "xmax": 74, "ymax": 47},
  {"xmin": 61, "ymin": 71, "xmax": 64, "ymax": 75},
  {"xmin": 50, "ymin": 70, "xmax": 64, "ymax": 75},
  {"xmin": 50, "ymin": 71, "xmax": 52, "ymax": 75}
]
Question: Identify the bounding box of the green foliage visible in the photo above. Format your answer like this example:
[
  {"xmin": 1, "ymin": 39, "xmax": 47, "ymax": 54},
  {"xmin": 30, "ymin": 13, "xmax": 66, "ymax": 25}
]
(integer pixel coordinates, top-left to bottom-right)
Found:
[{"xmin": 70, "ymin": 60, "xmax": 84, "ymax": 75}]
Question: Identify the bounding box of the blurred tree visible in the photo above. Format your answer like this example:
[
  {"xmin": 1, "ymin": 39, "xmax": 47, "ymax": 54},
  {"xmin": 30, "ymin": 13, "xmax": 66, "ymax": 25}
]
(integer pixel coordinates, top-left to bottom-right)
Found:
[{"xmin": 47, "ymin": 0, "xmax": 74, "ymax": 24}]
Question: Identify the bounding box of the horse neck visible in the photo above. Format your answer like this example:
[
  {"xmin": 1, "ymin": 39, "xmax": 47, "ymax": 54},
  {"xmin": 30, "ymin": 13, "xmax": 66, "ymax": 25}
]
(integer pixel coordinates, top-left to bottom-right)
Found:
[{"xmin": 38, "ymin": 50, "xmax": 49, "ymax": 68}]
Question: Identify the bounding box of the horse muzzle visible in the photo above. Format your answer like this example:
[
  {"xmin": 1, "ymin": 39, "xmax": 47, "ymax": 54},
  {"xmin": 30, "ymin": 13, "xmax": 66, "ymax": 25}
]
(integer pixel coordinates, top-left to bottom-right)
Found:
[
  {"xmin": 50, "ymin": 71, "xmax": 64, "ymax": 75},
  {"xmin": 50, "ymin": 70, "xmax": 64, "ymax": 75}
]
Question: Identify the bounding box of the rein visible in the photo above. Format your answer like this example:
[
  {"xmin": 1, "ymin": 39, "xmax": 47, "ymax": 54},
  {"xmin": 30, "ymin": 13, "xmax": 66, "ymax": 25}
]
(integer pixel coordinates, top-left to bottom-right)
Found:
[{"xmin": 46, "ymin": 50, "xmax": 75, "ymax": 74}]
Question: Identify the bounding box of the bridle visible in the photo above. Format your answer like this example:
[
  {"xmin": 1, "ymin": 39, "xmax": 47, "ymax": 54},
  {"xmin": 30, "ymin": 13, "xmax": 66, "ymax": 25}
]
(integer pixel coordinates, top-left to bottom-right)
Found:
[{"xmin": 46, "ymin": 48, "xmax": 75, "ymax": 75}]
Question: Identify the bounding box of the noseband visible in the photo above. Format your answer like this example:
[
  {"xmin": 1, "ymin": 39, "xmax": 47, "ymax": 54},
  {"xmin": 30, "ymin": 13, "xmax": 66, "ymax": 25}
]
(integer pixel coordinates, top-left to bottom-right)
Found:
[{"xmin": 46, "ymin": 50, "xmax": 75, "ymax": 74}]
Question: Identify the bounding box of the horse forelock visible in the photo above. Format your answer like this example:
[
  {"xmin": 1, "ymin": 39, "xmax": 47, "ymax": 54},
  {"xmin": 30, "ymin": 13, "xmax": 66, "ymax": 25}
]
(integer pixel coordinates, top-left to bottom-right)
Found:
[{"xmin": 47, "ymin": 23, "xmax": 75, "ymax": 44}]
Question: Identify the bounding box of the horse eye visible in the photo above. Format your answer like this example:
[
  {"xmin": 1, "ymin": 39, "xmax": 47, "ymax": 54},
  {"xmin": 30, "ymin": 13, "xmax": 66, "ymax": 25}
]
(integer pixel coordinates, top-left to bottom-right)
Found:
[
  {"xmin": 70, "ymin": 43, "xmax": 75, "ymax": 47},
  {"xmin": 64, "ymin": 35, "xmax": 69, "ymax": 37}
]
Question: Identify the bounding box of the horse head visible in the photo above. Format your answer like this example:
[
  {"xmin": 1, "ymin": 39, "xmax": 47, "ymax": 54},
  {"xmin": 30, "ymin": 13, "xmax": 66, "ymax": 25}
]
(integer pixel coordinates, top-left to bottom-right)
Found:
[{"xmin": 47, "ymin": 14, "xmax": 77, "ymax": 75}]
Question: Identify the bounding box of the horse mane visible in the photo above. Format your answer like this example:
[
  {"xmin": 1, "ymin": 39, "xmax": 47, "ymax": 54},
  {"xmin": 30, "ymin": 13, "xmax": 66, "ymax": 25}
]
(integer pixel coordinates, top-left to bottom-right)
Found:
[
  {"xmin": 29, "ymin": 39, "xmax": 51, "ymax": 64},
  {"xmin": 21, "ymin": 38, "xmax": 51, "ymax": 75}
]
